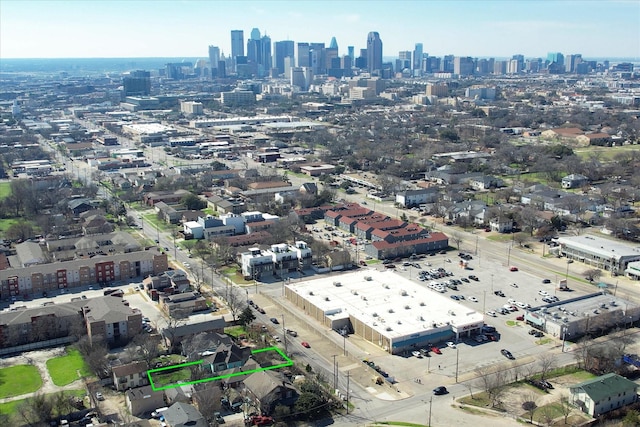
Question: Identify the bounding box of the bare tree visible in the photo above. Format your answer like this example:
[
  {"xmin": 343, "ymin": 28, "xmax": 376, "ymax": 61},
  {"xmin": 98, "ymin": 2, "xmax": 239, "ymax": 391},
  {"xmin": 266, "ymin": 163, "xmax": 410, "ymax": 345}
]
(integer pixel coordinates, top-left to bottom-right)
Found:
[
  {"xmin": 513, "ymin": 232, "xmax": 529, "ymax": 248},
  {"xmin": 539, "ymin": 405, "xmax": 555, "ymax": 426},
  {"xmin": 559, "ymin": 393, "xmax": 572, "ymax": 424},
  {"xmin": 538, "ymin": 353, "xmax": 557, "ymax": 381},
  {"xmin": 449, "ymin": 231, "xmax": 464, "ymax": 250},
  {"xmin": 75, "ymin": 336, "xmax": 110, "ymax": 378},
  {"xmin": 16, "ymin": 393, "xmax": 53, "ymax": 426},
  {"xmin": 193, "ymin": 385, "xmax": 223, "ymax": 424},
  {"xmin": 160, "ymin": 309, "xmax": 188, "ymax": 351},
  {"xmin": 521, "ymin": 392, "xmax": 538, "ymax": 423},
  {"xmin": 584, "ymin": 268, "xmax": 602, "ymax": 283},
  {"xmin": 224, "ymin": 287, "xmax": 247, "ymax": 322}
]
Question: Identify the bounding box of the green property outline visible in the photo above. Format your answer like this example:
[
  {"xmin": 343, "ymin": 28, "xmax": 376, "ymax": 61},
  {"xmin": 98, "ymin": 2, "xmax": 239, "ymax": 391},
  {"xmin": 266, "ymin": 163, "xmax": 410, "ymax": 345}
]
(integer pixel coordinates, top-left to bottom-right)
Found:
[{"xmin": 147, "ymin": 346, "xmax": 293, "ymax": 391}]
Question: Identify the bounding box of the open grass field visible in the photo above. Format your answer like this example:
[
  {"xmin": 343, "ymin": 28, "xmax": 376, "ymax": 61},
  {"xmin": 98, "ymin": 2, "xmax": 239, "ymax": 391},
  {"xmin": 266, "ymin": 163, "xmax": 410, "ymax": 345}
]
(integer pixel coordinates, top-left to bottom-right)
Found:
[
  {"xmin": 0, "ymin": 365, "xmax": 42, "ymax": 399},
  {"xmin": 0, "ymin": 218, "xmax": 20, "ymax": 235},
  {"xmin": 0, "ymin": 182, "xmax": 10, "ymax": 200},
  {"xmin": 0, "ymin": 389, "xmax": 85, "ymax": 425},
  {"xmin": 46, "ymin": 348, "xmax": 91, "ymax": 386},
  {"xmin": 574, "ymin": 144, "xmax": 640, "ymax": 161}
]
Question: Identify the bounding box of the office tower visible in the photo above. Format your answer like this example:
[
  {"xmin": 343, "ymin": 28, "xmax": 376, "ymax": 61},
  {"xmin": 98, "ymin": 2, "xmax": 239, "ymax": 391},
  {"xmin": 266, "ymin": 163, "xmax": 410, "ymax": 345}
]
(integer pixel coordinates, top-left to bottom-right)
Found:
[
  {"xmin": 231, "ymin": 30, "xmax": 244, "ymax": 64},
  {"xmin": 208, "ymin": 45, "xmax": 220, "ymax": 78},
  {"xmin": 310, "ymin": 42, "xmax": 326, "ymax": 75},
  {"xmin": 565, "ymin": 54, "xmax": 582, "ymax": 73},
  {"xmin": 493, "ymin": 60, "xmax": 507, "ymax": 75},
  {"xmin": 122, "ymin": 70, "xmax": 150, "ymax": 98},
  {"xmin": 341, "ymin": 55, "xmax": 353, "ymax": 77},
  {"xmin": 441, "ymin": 55, "xmax": 454, "ymax": 73},
  {"xmin": 454, "ymin": 56, "xmax": 474, "ymax": 76},
  {"xmin": 326, "ymin": 46, "xmax": 339, "ymax": 74},
  {"xmin": 261, "ymin": 35, "xmax": 272, "ymax": 72},
  {"xmin": 355, "ymin": 49, "xmax": 367, "ymax": 69},
  {"xmin": 426, "ymin": 56, "xmax": 439, "ymax": 73},
  {"xmin": 547, "ymin": 52, "xmax": 564, "ymax": 66},
  {"xmin": 413, "ymin": 43, "xmax": 423, "ymax": 71},
  {"xmin": 397, "ymin": 51, "xmax": 411, "ymax": 73},
  {"xmin": 347, "ymin": 46, "xmax": 354, "ymax": 61},
  {"xmin": 507, "ymin": 59, "xmax": 521, "ymax": 74},
  {"xmin": 297, "ymin": 43, "xmax": 310, "ymax": 67},
  {"xmin": 217, "ymin": 60, "xmax": 227, "ymax": 78},
  {"xmin": 250, "ymin": 28, "xmax": 260, "ymax": 40},
  {"xmin": 274, "ymin": 40, "xmax": 295, "ymax": 75},
  {"xmin": 329, "ymin": 36, "xmax": 338, "ymax": 51},
  {"xmin": 366, "ymin": 31, "xmax": 383, "ymax": 74}
]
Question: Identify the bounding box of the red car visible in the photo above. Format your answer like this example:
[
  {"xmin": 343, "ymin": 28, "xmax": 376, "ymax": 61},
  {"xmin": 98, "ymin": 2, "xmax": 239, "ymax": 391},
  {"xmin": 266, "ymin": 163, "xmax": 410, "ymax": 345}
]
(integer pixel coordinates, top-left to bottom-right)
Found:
[
  {"xmin": 301, "ymin": 341, "xmax": 310, "ymax": 348},
  {"xmin": 431, "ymin": 346, "xmax": 442, "ymax": 355},
  {"xmin": 509, "ymin": 266, "xmax": 518, "ymax": 272},
  {"xmin": 516, "ymin": 315, "xmax": 524, "ymax": 321}
]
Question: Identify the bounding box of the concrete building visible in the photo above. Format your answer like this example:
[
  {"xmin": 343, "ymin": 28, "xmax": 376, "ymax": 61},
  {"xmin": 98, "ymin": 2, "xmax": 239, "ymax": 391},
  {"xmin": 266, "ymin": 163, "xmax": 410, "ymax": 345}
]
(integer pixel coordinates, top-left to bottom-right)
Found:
[
  {"xmin": 180, "ymin": 101, "xmax": 203, "ymax": 115},
  {"xmin": 221, "ymin": 89, "xmax": 256, "ymax": 106},
  {"xmin": 557, "ymin": 235, "xmax": 640, "ymax": 276},
  {"xmin": 569, "ymin": 373, "xmax": 638, "ymax": 417},
  {"xmin": 366, "ymin": 32, "xmax": 383, "ymax": 74},
  {"xmin": 285, "ymin": 270, "xmax": 484, "ymax": 354},
  {"xmin": 523, "ymin": 292, "xmax": 640, "ymax": 341},
  {"xmin": 83, "ymin": 295, "xmax": 143, "ymax": 345},
  {"xmin": 240, "ymin": 241, "xmax": 312, "ymax": 279},
  {"xmin": 395, "ymin": 188, "xmax": 438, "ymax": 208}
]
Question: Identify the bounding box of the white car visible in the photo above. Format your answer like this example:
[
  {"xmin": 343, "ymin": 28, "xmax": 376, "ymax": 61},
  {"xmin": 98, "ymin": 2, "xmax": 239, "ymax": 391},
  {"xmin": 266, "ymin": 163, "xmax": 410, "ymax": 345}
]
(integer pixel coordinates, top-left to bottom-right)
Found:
[
  {"xmin": 468, "ymin": 296, "xmax": 478, "ymax": 302},
  {"xmin": 486, "ymin": 310, "xmax": 497, "ymax": 317},
  {"xmin": 412, "ymin": 350, "xmax": 422, "ymax": 358},
  {"xmin": 538, "ymin": 290, "xmax": 549, "ymax": 296},
  {"xmin": 515, "ymin": 301, "xmax": 528, "ymax": 309},
  {"xmin": 446, "ymin": 341, "xmax": 456, "ymax": 349},
  {"xmin": 508, "ymin": 298, "xmax": 517, "ymax": 305}
]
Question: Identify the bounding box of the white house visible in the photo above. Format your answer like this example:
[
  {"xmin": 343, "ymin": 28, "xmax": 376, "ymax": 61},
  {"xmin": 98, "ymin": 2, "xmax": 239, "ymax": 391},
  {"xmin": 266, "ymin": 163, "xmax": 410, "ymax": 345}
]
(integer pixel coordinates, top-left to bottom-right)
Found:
[{"xmin": 569, "ymin": 373, "xmax": 638, "ymax": 417}]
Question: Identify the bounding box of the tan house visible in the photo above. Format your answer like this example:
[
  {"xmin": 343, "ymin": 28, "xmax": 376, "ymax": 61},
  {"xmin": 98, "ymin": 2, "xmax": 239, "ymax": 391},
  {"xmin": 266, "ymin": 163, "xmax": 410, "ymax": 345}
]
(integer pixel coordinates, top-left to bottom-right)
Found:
[
  {"xmin": 126, "ymin": 385, "xmax": 165, "ymax": 417},
  {"xmin": 112, "ymin": 361, "xmax": 149, "ymax": 391},
  {"xmin": 160, "ymin": 292, "xmax": 208, "ymax": 317},
  {"xmin": 576, "ymin": 133, "xmax": 612, "ymax": 146},
  {"xmin": 83, "ymin": 295, "xmax": 143, "ymax": 345},
  {"xmin": 541, "ymin": 127, "xmax": 584, "ymax": 141}
]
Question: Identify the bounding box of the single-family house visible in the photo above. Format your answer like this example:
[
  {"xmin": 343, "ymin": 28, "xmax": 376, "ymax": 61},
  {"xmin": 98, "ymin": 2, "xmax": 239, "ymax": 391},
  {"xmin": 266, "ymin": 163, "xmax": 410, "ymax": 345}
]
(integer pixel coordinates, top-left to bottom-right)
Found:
[
  {"xmin": 243, "ymin": 370, "xmax": 298, "ymax": 416},
  {"xmin": 569, "ymin": 373, "xmax": 638, "ymax": 417},
  {"xmin": 162, "ymin": 402, "xmax": 207, "ymax": 427},
  {"xmin": 126, "ymin": 385, "xmax": 165, "ymax": 416},
  {"xmin": 112, "ymin": 361, "xmax": 149, "ymax": 391},
  {"xmin": 561, "ymin": 174, "xmax": 589, "ymax": 189}
]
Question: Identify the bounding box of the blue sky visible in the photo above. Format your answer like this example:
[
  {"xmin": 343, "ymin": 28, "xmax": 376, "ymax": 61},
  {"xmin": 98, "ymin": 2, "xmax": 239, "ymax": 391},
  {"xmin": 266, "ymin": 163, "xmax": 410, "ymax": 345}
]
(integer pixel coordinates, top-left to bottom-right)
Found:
[{"xmin": 1, "ymin": 0, "xmax": 639, "ymax": 59}]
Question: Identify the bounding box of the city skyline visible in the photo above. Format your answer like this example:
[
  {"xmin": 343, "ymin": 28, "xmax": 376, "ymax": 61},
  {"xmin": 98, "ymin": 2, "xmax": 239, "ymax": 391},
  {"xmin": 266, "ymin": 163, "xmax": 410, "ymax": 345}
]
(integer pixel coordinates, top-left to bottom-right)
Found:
[{"xmin": 1, "ymin": 0, "xmax": 639, "ymax": 60}]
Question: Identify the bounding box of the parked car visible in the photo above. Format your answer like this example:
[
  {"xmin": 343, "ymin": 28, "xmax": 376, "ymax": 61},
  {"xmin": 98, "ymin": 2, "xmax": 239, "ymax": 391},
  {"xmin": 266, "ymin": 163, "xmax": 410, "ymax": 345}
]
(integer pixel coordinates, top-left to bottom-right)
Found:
[
  {"xmin": 446, "ymin": 341, "xmax": 456, "ymax": 349},
  {"xmin": 412, "ymin": 350, "xmax": 422, "ymax": 358},
  {"xmin": 509, "ymin": 266, "xmax": 518, "ymax": 271},
  {"xmin": 486, "ymin": 310, "xmax": 497, "ymax": 317},
  {"xmin": 95, "ymin": 392, "xmax": 104, "ymax": 401},
  {"xmin": 301, "ymin": 341, "xmax": 310, "ymax": 348},
  {"xmin": 431, "ymin": 346, "xmax": 442, "ymax": 354},
  {"xmin": 542, "ymin": 279, "xmax": 551, "ymax": 284},
  {"xmin": 270, "ymin": 317, "xmax": 279, "ymax": 324}
]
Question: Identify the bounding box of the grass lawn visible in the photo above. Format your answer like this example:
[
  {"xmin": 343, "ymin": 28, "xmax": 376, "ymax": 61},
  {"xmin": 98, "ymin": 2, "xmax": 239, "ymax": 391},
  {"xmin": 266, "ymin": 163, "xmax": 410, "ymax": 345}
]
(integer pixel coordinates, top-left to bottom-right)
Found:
[
  {"xmin": 0, "ymin": 389, "xmax": 84, "ymax": 424},
  {"xmin": 0, "ymin": 365, "xmax": 42, "ymax": 398},
  {"xmin": 225, "ymin": 326, "xmax": 247, "ymax": 338},
  {"xmin": 150, "ymin": 366, "xmax": 192, "ymax": 388},
  {"xmin": 0, "ymin": 182, "xmax": 10, "ymax": 200},
  {"xmin": 0, "ymin": 218, "xmax": 20, "ymax": 235},
  {"xmin": 46, "ymin": 348, "xmax": 91, "ymax": 386},
  {"xmin": 530, "ymin": 402, "xmax": 565, "ymax": 424}
]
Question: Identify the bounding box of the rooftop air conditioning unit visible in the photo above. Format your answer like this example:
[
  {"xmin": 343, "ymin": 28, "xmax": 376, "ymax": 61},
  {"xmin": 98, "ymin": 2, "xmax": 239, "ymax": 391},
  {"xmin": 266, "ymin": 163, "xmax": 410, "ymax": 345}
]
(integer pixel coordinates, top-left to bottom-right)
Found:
[
  {"xmin": 372, "ymin": 312, "xmax": 378, "ymax": 317},
  {"xmin": 325, "ymin": 297, "xmax": 330, "ymax": 301},
  {"xmin": 397, "ymin": 320, "xmax": 402, "ymax": 325},
  {"xmin": 364, "ymin": 276, "xmax": 372, "ymax": 281},
  {"xmin": 420, "ymin": 302, "xmax": 425, "ymax": 306},
  {"xmin": 400, "ymin": 290, "xmax": 408, "ymax": 296},
  {"xmin": 309, "ymin": 291, "xmax": 314, "ymax": 296},
  {"xmin": 388, "ymin": 309, "xmax": 394, "ymax": 313},
  {"xmin": 405, "ymin": 305, "xmax": 411, "ymax": 310},
  {"xmin": 610, "ymin": 300, "xmax": 617, "ymax": 306},
  {"xmin": 333, "ymin": 282, "xmax": 341, "ymax": 287},
  {"xmin": 351, "ymin": 290, "xmax": 358, "ymax": 295},
  {"xmin": 562, "ymin": 317, "xmax": 569, "ymax": 322}
]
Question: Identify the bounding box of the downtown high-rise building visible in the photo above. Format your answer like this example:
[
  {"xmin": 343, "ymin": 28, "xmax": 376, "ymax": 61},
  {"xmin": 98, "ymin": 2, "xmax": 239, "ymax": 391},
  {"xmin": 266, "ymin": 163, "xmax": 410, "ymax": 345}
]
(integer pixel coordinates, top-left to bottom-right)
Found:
[
  {"xmin": 274, "ymin": 40, "xmax": 295, "ymax": 75},
  {"xmin": 454, "ymin": 56, "xmax": 474, "ymax": 76},
  {"xmin": 297, "ymin": 42, "xmax": 310, "ymax": 68},
  {"xmin": 231, "ymin": 30, "xmax": 245, "ymax": 62},
  {"xmin": 413, "ymin": 43, "xmax": 423, "ymax": 71},
  {"xmin": 366, "ymin": 31, "xmax": 383, "ymax": 74},
  {"xmin": 208, "ymin": 45, "xmax": 220, "ymax": 78},
  {"xmin": 122, "ymin": 70, "xmax": 150, "ymax": 98}
]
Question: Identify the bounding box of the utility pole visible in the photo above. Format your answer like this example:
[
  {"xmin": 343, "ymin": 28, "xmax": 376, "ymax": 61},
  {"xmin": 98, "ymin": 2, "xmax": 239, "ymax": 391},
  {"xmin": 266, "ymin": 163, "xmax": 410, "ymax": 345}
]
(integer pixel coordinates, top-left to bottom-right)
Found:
[
  {"xmin": 346, "ymin": 371, "xmax": 350, "ymax": 415},
  {"xmin": 332, "ymin": 355, "xmax": 337, "ymax": 389},
  {"xmin": 455, "ymin": 345, "xmax": 460, "ymax": 383},
  {"xmin": 428, "ymin": 396, "xmax": 433, "ymax": 426},
  {"xmin": 281, "ymin": 314, "xmax": 288, "ymax": 356}
]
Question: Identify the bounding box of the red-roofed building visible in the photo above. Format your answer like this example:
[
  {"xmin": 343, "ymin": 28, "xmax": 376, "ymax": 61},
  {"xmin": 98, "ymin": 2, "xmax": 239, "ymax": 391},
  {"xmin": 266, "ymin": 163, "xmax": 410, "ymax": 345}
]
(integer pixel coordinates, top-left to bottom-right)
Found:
[{"xmin": 366, "ymin": 232, "xmax": 449, "ymax": 260}]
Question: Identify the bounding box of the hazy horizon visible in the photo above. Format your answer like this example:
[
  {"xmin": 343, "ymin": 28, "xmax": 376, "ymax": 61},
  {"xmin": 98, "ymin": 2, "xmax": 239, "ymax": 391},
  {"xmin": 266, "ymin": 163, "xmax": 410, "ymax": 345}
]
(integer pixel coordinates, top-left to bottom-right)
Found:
[{"xmin": 2, "ymin": 1, "xmax": 639, "ymax": 59}]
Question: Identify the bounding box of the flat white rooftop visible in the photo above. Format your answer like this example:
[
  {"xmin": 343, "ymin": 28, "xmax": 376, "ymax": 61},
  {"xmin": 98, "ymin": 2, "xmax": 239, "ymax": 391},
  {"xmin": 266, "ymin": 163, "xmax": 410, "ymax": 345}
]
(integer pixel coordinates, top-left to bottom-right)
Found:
[
  {"xmin": 286, "ymin": 270, "xmax": 483, "ymax": 340},
  {"xmin": 558, "ymin": 234, "xmax": 640, "ymax": 259}
]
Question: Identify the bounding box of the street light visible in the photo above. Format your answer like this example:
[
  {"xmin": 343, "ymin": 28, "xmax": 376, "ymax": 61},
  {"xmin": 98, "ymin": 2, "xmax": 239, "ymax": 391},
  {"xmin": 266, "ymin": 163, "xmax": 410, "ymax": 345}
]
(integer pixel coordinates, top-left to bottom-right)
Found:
[{"xmin": 455, "ymin": 345, "xmax": 460, "ymax": 383}]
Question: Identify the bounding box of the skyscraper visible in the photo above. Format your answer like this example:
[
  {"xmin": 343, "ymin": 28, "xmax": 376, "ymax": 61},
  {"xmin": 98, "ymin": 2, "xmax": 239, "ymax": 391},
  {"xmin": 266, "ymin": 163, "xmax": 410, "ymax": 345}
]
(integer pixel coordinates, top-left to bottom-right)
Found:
[
  {"xmin": 208, "ymin": 45, "xmax": 220, "ymax": 78},
  {"xmin": 329, "ymin": 36, "xmax": 338, "ymax": 51},
  {"xmin": 274, "ymin": 40, "xmax": 295, "ymax": 75},
  {"xmin": 250, "ymin": 28, "xmax": 261, "ymax": 40},
  {"xmin": 231, "ymin": 30, "xmax": 244, "ymax": 62},
  {"xmin": 297, "ymin": 42, "xmax": 310, "ymax": 67},
  {"xmin": 122, "ymin": 70, "xmax": 150, "ymax": 98},
  {"xmin": 366, "ymin": 32, "xmax": 383, "ymax": 74},
  {"xmin": 347, "ymin": 46, "xmax": 354, "ymax": 61},
  {"xmin": 413, "ymin": 43, "xmax": 423, "ymax": 71}
]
